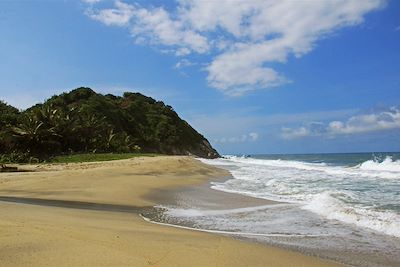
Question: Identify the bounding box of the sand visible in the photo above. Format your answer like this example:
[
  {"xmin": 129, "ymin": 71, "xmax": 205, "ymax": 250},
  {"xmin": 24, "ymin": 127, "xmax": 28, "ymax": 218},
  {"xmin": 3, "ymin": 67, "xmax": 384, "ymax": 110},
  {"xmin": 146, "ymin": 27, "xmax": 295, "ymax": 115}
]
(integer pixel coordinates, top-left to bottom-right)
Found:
[{"xmin": 0, "ymin": 156, "xmax": 342, "ymax": 266}]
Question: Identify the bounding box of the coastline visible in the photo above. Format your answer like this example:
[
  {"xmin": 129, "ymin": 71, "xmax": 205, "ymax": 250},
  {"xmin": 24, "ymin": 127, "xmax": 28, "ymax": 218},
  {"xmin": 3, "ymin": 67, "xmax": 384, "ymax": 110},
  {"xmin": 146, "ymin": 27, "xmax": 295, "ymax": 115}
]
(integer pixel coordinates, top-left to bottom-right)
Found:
[{"xmin": 0, "ymin": 156, "xmax": 342, "ymax": 266}]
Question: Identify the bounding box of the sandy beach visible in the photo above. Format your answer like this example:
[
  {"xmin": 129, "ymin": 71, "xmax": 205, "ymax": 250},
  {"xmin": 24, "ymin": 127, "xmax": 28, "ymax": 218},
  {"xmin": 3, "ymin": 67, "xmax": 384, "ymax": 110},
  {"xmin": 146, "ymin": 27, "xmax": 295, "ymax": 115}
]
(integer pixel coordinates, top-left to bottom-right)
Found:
[{"xmin": 0, "ymin": 156, "xmax": 342, "ymax": 266}]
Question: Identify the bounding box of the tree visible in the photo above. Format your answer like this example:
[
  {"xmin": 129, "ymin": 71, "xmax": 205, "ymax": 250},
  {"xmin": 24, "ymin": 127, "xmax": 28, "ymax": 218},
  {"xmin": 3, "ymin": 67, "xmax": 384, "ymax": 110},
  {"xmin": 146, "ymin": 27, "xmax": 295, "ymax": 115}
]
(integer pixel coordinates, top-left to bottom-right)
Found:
[{"xmin": 0, "ymin": 87, "xmax": 220, "ymax": 162}]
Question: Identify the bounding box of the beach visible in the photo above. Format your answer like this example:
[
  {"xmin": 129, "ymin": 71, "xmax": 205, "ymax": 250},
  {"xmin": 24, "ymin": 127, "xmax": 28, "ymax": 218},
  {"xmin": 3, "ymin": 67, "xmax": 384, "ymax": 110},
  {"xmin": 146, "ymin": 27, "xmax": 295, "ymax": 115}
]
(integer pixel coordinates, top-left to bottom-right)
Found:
[
  {"xmin": 188, "ymin": 155, "xmax": 400, "ymax": 267},
  {"xmin": 0, "ymin": 156, "xmax": 341, "ymax": 266}
]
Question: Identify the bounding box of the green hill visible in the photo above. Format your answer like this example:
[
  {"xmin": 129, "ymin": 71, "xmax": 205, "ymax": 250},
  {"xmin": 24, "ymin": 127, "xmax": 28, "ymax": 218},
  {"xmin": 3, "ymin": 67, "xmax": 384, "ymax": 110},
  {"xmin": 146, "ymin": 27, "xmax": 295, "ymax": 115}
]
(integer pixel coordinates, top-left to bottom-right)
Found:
[{"xmin": 0, "ymin": 87, "xmax": 219, "ymax": 162}]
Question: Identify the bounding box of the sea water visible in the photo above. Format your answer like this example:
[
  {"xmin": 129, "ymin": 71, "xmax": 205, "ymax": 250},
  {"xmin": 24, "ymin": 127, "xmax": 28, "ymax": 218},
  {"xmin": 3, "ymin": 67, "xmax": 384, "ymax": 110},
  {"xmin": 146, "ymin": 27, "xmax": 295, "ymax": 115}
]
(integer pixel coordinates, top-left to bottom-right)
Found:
[{"xmin": 148, "ymin": 153, "xmax": 400, "ymax": 266}]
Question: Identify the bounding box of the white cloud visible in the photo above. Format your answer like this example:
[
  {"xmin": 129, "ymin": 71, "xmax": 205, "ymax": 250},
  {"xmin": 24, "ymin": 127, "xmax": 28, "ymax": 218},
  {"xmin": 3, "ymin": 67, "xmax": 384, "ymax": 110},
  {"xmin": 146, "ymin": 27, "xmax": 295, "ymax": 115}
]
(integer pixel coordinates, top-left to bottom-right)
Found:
[
  {"xmin": 281, "ymin": 126, "xmax": 310, "ymax": 140},
  {"xmin": 174, "ymin": 58, "xmax": 196, "ymax": 69},
  {"xmin": 175, "ymin": 47, "xmax": 191, "ymax": 56},
  {"xmin": 281, "ymin": 107, "xmax": 400, "ymax": 139},
  {"xmin": 249, "ymin": 132, "xmax": 259, "ymax": 141},
  {"xmin": 190, "ymin": 108, "xmax": 357, "ymax": 137},
  {"xmin": 86, "ymin": 0, "xmax": 385, "ymax": 95},
  {"xmin": 207, "ymin": 48, "xmax": 289, "ymax": 95},
  {"xmin": 82, "ymin": 0, "xmax": 102, "ymax": 4},
  {"xmin": 86, "ymin": 0, "xmax": 134, "ymax": 26},
  {"xmin": 129, "ymin": 6, "xmax": 209, "ymax": 54},
  {"xmin": 214, "ymin": 132, "xmax": 259, "ymax": 144},
  {"xmin": 187, "ymin": 108, "xmax": 356, "ymax": 146}
]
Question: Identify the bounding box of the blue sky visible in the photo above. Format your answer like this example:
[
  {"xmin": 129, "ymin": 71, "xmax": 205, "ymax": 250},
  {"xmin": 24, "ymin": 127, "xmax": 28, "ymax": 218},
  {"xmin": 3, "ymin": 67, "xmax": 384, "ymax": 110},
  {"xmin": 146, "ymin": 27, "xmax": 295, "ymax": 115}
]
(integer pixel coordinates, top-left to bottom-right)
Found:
[{"xmin": 0, "ymin": 0, "xmax": 399, "ymax": 154}]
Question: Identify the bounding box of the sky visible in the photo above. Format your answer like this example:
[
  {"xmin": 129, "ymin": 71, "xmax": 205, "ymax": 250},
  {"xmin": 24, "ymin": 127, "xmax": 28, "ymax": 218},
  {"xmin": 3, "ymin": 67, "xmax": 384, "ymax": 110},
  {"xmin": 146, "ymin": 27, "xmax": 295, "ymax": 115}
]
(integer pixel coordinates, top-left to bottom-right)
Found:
[{"xmin": 0, "ymin": 0, "xmax": 399, "ymax": 154}]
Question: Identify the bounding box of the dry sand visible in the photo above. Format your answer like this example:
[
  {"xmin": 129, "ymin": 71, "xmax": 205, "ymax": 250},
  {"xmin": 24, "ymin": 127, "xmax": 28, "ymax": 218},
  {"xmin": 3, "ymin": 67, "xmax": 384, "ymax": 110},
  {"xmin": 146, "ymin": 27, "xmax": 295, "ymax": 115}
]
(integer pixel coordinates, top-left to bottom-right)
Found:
[{"xmin": 0, "ymin": 156, "xmax": 342, "ymax": 266}]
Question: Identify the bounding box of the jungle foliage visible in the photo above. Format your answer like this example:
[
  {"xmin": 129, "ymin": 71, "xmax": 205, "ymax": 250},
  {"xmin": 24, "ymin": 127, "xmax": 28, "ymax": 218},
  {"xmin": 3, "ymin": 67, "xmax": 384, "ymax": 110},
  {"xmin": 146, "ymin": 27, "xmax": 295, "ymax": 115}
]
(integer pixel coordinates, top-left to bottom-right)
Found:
[{"xmin": 0, "ymin": 87, "xmax": 219, "ymax": 162}]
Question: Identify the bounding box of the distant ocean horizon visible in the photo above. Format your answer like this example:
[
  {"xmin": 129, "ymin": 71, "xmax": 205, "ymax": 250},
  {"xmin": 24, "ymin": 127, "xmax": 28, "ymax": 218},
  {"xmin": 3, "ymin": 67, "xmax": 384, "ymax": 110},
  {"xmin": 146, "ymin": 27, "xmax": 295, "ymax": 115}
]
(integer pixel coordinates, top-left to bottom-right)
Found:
[{"xmin": 153, "ymin": 152, "xmax": 400, "ymax": 266}]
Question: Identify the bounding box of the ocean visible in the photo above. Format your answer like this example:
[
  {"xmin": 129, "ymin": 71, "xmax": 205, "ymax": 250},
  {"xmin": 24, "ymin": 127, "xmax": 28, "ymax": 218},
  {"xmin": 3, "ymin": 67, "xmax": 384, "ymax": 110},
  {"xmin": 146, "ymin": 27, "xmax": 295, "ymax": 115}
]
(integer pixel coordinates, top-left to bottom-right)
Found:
[{"xmin": 146, "ymin": 153, "xmax": 400, "ymax": 266}]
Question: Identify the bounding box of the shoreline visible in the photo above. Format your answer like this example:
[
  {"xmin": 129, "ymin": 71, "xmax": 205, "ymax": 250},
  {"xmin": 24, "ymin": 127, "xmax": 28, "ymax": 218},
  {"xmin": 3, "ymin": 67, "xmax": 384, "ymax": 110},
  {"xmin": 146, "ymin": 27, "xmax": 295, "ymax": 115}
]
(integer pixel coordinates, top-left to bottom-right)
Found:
[
  {"xmin": 185, "ymin": 157, "xmax": 400, "ymax": 267},
  {"xmin": 0, "ymin": 156, "xmax": 342, "ymax": 266},
  {"xmin": 141, "ymin": 167, "xmax": 344, "ymax": 262}
]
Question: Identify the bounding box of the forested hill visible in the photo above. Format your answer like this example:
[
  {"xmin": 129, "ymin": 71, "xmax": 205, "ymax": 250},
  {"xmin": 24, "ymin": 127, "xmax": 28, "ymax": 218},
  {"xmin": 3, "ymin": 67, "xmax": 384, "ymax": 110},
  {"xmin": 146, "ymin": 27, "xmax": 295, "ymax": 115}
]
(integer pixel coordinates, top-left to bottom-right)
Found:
[{"xmin": 0, "ymin": 87, "xmax": 220, "ymax": 162}]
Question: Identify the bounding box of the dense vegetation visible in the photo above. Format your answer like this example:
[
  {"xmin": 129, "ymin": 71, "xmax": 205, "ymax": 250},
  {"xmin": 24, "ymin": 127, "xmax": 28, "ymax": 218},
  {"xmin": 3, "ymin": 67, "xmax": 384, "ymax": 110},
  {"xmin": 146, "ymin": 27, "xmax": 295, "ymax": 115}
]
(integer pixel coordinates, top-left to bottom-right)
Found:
[{"xmin": 0, "ymin": 87, "xmax": 219, "ymax": 163}]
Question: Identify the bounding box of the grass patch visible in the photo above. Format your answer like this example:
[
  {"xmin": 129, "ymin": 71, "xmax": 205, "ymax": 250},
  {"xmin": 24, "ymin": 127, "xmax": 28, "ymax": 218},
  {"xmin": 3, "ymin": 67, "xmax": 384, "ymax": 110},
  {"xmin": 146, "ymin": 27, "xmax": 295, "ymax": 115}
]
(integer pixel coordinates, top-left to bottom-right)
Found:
[{"xmin": 49, "ymin": 153, "xmax": 160, "ymax": 163}]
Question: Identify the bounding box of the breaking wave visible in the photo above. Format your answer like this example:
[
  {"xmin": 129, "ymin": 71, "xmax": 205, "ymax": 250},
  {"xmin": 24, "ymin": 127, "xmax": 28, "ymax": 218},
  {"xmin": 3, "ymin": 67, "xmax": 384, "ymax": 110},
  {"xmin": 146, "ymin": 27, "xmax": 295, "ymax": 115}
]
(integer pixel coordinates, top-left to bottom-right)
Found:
[{"xmin": 199, "ymin": 154, "xmax": 400, "ymax": 237}]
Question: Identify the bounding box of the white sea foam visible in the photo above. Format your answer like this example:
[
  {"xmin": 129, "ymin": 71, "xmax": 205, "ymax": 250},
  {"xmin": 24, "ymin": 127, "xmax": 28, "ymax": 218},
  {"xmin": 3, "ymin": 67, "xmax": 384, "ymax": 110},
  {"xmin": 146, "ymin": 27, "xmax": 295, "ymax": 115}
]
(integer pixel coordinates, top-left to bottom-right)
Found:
[
  {"xmin": 140, "ymin": 214, "xmax": 329, "ymax": 238},
  {"xmin": 160, "ymin": 204, "xmax": 279, "ymax": 217},
  {"xmin": 303, "ymin": 192, "xmax": 400, "ymax": 237},
  {"xmin": 202, "ymin": 155, "xmax": 400, "ymax": 180},
  {"xmin": 357, "ymin": 156, "xmax": 400, "ymax": 172},
  {"xmin": 198, "ymin": 155, "xmax": 400, "ymax": 238}
]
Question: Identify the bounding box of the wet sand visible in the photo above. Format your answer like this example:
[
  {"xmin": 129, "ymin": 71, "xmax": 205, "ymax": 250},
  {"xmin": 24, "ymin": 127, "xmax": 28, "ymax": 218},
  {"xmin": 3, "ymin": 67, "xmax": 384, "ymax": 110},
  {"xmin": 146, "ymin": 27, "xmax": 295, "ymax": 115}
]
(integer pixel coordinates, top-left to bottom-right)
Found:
[
  {"xmin": 145, "ymin": 178, "xmax": 277, "ymax": 209},
  {"xmin": 0, "ymin": 156, "xmax": 342, "ymax": 266},
  {"xmin": 144, "ymin": 175, "xmax": 400, "ymax": 267}
]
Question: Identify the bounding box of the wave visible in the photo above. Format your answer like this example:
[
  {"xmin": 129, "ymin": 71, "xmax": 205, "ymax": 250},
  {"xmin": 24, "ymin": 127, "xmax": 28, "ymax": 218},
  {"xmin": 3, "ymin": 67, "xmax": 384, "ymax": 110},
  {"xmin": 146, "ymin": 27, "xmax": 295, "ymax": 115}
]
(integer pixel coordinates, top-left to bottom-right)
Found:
[
  {"xmin": 303, "ymin": 192, "xmax": 400, "ymax": 237},
  {"xmin": 202, "ymin": 155, "xmax": 400, "ymax": 180},
  {"xmin": 199, "ymin": 154, "xmax": 400, "ymax": 238},
  {"xmin": 222, "ymin": 155, "xmax": 328, "ymax": 170},
  {"xmin": 357, "ymin": 156, "xmax": 400, "ymax": 172}
]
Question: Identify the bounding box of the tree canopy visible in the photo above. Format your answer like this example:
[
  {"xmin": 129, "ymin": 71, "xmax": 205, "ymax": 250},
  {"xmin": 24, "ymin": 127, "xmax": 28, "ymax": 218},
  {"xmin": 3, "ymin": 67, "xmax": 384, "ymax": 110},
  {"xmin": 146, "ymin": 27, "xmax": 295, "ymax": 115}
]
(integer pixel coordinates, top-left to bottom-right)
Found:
[{"xmin": 0, "ymin": 88, "xmax": 219, "ymax": 162}]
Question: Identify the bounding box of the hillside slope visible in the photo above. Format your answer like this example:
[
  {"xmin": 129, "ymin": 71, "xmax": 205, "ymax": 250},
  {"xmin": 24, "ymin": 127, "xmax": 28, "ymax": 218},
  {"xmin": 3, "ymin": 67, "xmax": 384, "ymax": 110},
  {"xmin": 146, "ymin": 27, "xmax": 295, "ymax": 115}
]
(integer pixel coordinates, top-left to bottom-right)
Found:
[{"xmin": 0, "ymin": 88, "xmax": 219, "ymax": 161}]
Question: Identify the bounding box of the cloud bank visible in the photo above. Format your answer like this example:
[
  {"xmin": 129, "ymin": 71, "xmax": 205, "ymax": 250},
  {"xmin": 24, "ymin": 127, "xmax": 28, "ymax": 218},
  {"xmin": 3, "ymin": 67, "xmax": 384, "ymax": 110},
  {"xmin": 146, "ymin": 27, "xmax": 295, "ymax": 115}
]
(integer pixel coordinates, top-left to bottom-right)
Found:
[
  {"xmin": 85, "ymin": 0, "xmax": 385, "ymax": 95},
  {"xmin": 214, "ymin": 132, "xmax": 259, "ymax": 144},
  {"xmin": 281, "ymin": 107, "xmax": 400, "ymax": 139}
]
